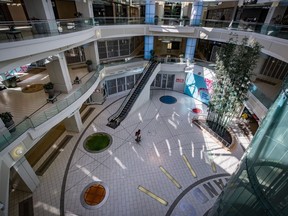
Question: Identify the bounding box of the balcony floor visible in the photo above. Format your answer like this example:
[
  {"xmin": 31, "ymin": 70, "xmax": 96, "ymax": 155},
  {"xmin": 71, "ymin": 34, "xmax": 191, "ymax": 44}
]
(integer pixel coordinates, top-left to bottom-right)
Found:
[{"xmin": 0, "ymin": 64, "xmax": 90, "ymax": 125}]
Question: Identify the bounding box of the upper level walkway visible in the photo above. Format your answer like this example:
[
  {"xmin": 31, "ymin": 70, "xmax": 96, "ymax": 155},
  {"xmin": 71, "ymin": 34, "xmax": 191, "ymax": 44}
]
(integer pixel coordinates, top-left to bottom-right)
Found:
[
  {"xmin": 0, "ymin": 17, "xmax": 288, "ymax": 74},
  {"xmin": 1, "ymin": 18, "xmax": 287, "ymax": 43}
]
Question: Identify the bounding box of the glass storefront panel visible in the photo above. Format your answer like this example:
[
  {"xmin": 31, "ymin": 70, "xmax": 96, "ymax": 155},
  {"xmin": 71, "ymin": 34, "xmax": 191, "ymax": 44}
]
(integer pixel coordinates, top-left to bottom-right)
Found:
[
  {"xmin": 107, "ymin": 40, "xmax": 119, "ymax": 58},
  {"xmin": 98, "ymin": 41, "xmax": 107, "ymax": 59},
  {"xmin": 126, "ymin": 75, "xmax": 134, "ymax": 90},
  {"xmin": 161, "ymin": 74, "xmax": 167, "ymax": 88},
  {"xmin": 155, "ymin": 74, "xmax": 161, "ymax": 87},
  {"xmin": 117, "ymin": 77, "xmax": 125, "ymax": 92},
  {"xmin": 167, "ymin": 74, "xmax": 174, "ymax": 89},
  {"xmin": 119, "ymin": 39, "xmax": 129, "ymax": 56},
  {"xmin": 107, "ymin": 79, "xmax": 117, "ymax": 95}
]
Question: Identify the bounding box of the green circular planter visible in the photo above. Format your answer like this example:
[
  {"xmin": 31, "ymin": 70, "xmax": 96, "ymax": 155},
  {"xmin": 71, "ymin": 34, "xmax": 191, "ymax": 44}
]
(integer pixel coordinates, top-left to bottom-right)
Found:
[{"xmin": 83, "ymin": 132, "xmax": 112, "ymax": 153}]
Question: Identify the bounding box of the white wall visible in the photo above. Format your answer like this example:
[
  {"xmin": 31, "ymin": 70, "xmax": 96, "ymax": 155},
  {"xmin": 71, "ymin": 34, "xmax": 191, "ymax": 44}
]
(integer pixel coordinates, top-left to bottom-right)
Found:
[
  {"xmin": 130, "ymin": 64, "xmax": 161, "ymax": 114},
  {"xmin": 174, "ymin": 73, "xmax": 186, "ymax": 92}
]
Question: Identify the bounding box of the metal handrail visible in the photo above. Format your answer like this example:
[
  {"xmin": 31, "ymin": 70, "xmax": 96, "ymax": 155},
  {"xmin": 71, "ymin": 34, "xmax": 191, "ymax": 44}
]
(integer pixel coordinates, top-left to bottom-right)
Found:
[{"xmin": 107, "ymin": 60, "xmax": 152, "ymax": 122}]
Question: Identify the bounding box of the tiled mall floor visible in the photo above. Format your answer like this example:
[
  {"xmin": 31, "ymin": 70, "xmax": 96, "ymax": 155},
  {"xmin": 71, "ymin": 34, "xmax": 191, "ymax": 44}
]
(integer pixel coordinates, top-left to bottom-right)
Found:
[{"xmin": 8, "ymin": 87, "xmax": 249, "ymax": 215}]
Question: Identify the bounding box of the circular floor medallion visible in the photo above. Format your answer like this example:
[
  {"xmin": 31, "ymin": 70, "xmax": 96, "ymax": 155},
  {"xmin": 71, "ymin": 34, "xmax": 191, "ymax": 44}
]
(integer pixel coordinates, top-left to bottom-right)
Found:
[
  {"xmin": 83, "ymin": 132, "xmax": 112, "ymax": 153},
  {"xmin": 192, "ymin": 108, "xmax": 202, "ymax": 114},
  {"xmin": 80, "ymin": 182, "xmax": 109, "ymax": 209},
  {"xmin": 159, "ymin": 95, "xmax": 177, "ymax": 104}
]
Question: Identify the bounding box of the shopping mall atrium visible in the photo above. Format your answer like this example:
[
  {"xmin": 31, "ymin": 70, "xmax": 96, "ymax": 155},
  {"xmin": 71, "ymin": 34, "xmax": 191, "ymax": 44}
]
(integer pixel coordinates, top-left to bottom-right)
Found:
[{"xmin": 0, "ymin": 0, "xmax": 287, "ymax": 215}]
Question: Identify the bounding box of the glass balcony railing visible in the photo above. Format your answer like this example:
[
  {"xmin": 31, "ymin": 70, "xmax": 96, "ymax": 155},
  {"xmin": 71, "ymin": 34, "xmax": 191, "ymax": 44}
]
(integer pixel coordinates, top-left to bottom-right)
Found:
[
  {"xmin": 1, "ymin": 17, "xmax": 288, "ymax": 43},
  {"xmin": 0, "ymin": 65, "xmax": 104, "ymax": 152},
  {"xmin": 201, "ymin": 19, "xmax": 288, "ymax": 40},
  {"xmin": 248, "ymin": 83, "xmax": 274, "ymax": 109},
  {"xmin": 0, "ymin": 18, "xmax": 95, "ymax": 43}
]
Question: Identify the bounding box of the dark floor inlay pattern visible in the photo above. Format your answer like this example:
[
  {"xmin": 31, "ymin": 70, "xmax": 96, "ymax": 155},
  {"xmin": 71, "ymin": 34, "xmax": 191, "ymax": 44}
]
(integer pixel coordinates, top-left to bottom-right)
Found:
[
  {"xmin": 160, "ymin": 95, "xmax": 177, "ymax": 104},
  {"xmin": 36, "ymin": 135, "xmax": 73, "ymax": 176},
  {"xmin": 19, "ymin": 197, "xmax": 34, "ymax": 216},
  {"xmin": 82, "ymin": 107, "xmax": 95, "ymax": 123}
]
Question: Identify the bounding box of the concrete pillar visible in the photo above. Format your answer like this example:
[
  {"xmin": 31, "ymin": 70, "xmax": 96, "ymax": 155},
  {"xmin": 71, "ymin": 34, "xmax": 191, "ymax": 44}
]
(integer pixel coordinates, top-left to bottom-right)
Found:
[
  {"xmin": 144, "ymin": 0, "xmax": 155, "ymax": 60},
  {"xmin": 46, "ymin": 52, "xmax": 72, "ymax": 93},
  {"xmin": 156, "ymin": 2, "xmax": 164, "ymax": 20},
  {"xmin": 23, "ymin": 0, "xmax": 55, "ymax": 20},
  {"xmin": 261, "ymin": 2, "xmax": 286, "ymax": 34},
  {"xmin": 84, "ymin": 41, "xmax": 100, "ymax": 69},
  {"xmin": 23, "ymin": 0, "xmax": 57, "ymax": 34},
  {"xmin": 0, "ymin": 161, "xmax": 10, "ymax": 216},
  {"xmin": 63, "ymin": 110, "xmax": 83, "ymax": 132},
  {"xmin": 251, "ymin": 53, "xmax": 268, "ymax": 81},
  {"xmin": 14, "ymin": 157, "xmax": 40, "ymax": 192},
  {"xmin": 185, "ymin": 0, "xmax": 203, "ymax": 61},
  {"xmin": 75, "ymin": 0, "xmax": 94, "ymax": 18},
  {"xmin": 189, "ymin": 0, "xmax": 203, "ymax": 26},
  {"xmin": 264, "ymin": 2, "xmax": 285, "ymax": 24},
  {"xmin": 145, "ymin": 0, "xmax": 155, "ymax": 24},
  {"xmin": 144, "ymin": 36, "xmax": 154, "ymax": 60},
  {"xmin": 185, "ymin": 38, "xmax": 197, "ymax": 62}
]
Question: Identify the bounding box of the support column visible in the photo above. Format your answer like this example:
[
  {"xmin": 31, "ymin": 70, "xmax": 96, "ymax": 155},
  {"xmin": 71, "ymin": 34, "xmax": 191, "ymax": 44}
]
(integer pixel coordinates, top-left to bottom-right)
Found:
[
  {"xmin": 46, "ymin": 52, "xmax": 72, "ymax": 93},
  {"xmin": 185, "ymin": 0, "xmax": 203, "ymax": 62},
  {"xmin": 189, "ymin": 0, "xmax": 203, "ymax": 26},
  {"xmin": 75, "ymin": 0, "xmax": 94, "ymax": 18},
  {"xmin": 0, "ymin": 161, "xmax": 10, "ymax": 216},
  {"xmin": 144, "ymin": 36, "xmax": 154, "ymax": 60},
  {"xmin": 14, "ymin": 157, "xmax": 40, "ymax": 192},
  {"xmin": 261, "ymin": 2, "xmax": 286, "ymax": 34},
  {"xmin": 23, "ymin": 0, "xmax": 55, "ymax": 20},
  {"xmin": 185, "ymin": 38, "xmax": 197, "ymax": 62},
  {"xmin": 144, "ymin": 0, "xmax": 155, "ymax": 60},
  {"xmin": 145, "ymin": 0, "xmax": 155, "ymax": 24},
  {"xmin": 84, "ymin": 41, "xmax": 100, "ymax": 69},
  {"xmin": 155, "ymin": 2, "xmax": 164, "ymax": 25},
  {"xmin": 63, "ymin": 110, "xmax": 83, "ymax": 133},
  {"xmin": 251, "ymin": 53, "xmax": 268, "ymax": 81},
  {"xmin": 23, "ymin": 0, "xmax": 57, "ymax": 34}
]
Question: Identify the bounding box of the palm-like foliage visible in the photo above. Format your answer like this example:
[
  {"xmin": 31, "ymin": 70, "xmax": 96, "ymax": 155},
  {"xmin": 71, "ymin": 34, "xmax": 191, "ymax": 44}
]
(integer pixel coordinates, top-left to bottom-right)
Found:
[{"xmin": 207, "ymin": 37, "xmax": 261, "ymax": 135}]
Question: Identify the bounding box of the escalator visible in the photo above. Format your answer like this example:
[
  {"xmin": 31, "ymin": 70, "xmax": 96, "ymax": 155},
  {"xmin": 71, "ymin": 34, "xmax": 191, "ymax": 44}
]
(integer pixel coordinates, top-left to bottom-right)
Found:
[{"xmin": 107, "ymin": 60, "xmax": 159, "ymax": 129}]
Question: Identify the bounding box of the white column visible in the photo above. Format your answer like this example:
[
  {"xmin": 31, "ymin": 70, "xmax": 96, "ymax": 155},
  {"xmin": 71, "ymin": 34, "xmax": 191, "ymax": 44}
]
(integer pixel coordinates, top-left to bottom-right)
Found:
[
  {"xmin": 23, "ymin": 0, "xmax": 55, "ymax": 20},
  {"xmin": 75, "ymin": 0, "xmax": 94, "ymax": 18},
  {"xmin": 46, "ymin": 53, "xmax": 72, "ymax": 93},
  {"xmin": 13, "ymin": 157, "xmax": 40, "ymax": 192},
  {"xmin": 84, "ymin": 41, "xmax": 100, "ymax": 68},
  {"xmin": 0, "ymin": 161, "xmax": 10, "ymax": 216},
  {"xmin": 251, "ymin": 53, "xmax": 268, "ymax": 81},
  {"xmin": 264, "ymin": 2, "xmax": 286, "ymax": 24},
  {"xmin": 23, "ymin": 0, "xmax": 57, "ymax": 34},
  {"xmin": 63, "ymin": 110, "xmax": 83, "ymax": 132}
]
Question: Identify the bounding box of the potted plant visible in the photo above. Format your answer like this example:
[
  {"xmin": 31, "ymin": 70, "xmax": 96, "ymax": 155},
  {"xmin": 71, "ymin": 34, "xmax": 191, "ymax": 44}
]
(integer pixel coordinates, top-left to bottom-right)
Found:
[
  {"xmin": 86, "ymin": 60, "xmax": 93, "ymax": 72},
  {"xmin": 43, "ymin": 82, "xmax": 55, "ymax": 98},
  {"xmin": 0, "ymin": 112, "xmax": 15, "ymax": 132}
]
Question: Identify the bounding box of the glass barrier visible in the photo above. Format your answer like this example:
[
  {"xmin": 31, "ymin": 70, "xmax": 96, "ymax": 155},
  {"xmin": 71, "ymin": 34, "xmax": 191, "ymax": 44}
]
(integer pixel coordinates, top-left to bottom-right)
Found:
[
  {"xmin": 248, "ymin": 83, "xmax": 274, "ymax": 109},
  {"xmin": 0, "ymin": 65, "xmax": 104, "ymax": 152},
  {"xmin": 1, "ymin": 17, "xmax": 288, "ymax": 43},
  {"xmin": 0, "ymin": 18, "xmax": 94, "ymax": 43},
  {"xmin": 201, "ymin": 19, "xmax": 288, "ymax": 40}
]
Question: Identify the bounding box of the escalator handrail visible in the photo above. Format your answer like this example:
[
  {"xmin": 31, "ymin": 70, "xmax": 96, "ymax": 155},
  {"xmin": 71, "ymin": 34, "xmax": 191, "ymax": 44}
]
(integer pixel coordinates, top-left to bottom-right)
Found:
[
  {"xmin": 107, "ymin": 60, "xmax": 154, "ymax": 122},
  {"xmin": 116, "ymin": 61, "xmax": 159, "ymax": 122}
]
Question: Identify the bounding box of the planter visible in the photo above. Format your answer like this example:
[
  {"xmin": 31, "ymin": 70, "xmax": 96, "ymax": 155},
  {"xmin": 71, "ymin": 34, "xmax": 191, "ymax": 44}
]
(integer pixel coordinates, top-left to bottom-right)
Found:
[
  {"xmin": 5, "ymin": 119, "xmax": 16, "ymax": 132},
  {"xmin": 87, "ymin": 64, "xmax": 93, "ymax": 72},
  {"xmin": 47, "ymin": 89, "xmax": 55, "ymax": 98}
]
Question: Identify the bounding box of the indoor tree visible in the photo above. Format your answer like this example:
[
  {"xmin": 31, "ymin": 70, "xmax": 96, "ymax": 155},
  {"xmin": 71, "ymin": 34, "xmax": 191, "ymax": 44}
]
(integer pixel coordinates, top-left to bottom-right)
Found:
[{"xmin": 207, "ymin": 37, "xmax": 261, "ymax": 136}]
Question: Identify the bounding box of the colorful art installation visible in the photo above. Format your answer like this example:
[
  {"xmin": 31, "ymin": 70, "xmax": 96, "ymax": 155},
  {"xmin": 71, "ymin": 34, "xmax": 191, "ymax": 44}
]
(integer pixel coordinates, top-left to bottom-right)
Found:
[{"xmin": 184, "ymin": 73, "xmax": 213, "ymax": 105}]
